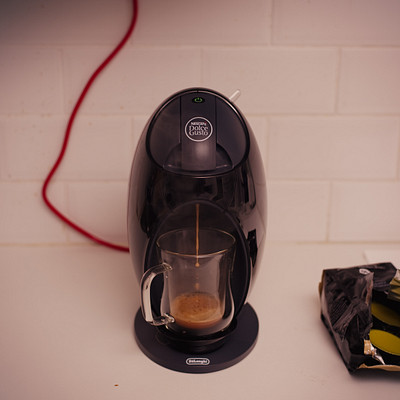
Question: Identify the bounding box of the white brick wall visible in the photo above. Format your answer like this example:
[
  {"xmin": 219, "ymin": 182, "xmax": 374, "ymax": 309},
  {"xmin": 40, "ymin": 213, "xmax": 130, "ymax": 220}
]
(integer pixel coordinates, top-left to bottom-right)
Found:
[
  {"xmin": 0, "ymin": 47, "xmax": 63, "ymax": 114},
  {"xmin": 1, "ymin": 0, "xmax": 400, "ymax": 246},
  {"xmin": 63, "ymin": 47, "xmax": 202, "ymax": 115},
  {"xmin": 339, "ymin": 49, "xmax": 400, "ymax": 114},
  {"xmin": 268, "ymin": 117, "xmax": 399, "ymax": 180},
  {"xmin": 203, "ymin": 48, "xmax": 338, "ymax": 114},
  {"xmin": 330, "ymin": 183, "xmax": 400, "ymax": 242},
  {"xmin": 273, "ymin": 0, "xmax": 400, "ymax": 46}
]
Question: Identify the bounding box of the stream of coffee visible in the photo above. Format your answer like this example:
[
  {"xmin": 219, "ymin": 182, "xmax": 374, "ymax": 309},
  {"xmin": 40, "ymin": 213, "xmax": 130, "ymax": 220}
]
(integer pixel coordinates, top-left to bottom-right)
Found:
[{"xmin": 170, "ymin": 204, "xmax": 225, "ymax": 332}]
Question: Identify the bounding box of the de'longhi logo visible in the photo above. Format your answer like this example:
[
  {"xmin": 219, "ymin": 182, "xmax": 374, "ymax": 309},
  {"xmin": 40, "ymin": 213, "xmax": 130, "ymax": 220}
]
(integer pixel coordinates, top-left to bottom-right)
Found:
[
  {"xmin": 186, "ymin": 357, "xmax": 210, "ymax": 366},
  {"xmin": 185, "ymin": 117, "xmax": 213, "ymax": 142}
]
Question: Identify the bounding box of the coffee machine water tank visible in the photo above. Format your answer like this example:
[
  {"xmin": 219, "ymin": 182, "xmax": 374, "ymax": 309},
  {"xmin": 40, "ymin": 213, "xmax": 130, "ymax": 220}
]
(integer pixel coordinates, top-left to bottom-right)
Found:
[{"xmin": 128, "ymin": 88, "xmax": 266, "ymax": 372}]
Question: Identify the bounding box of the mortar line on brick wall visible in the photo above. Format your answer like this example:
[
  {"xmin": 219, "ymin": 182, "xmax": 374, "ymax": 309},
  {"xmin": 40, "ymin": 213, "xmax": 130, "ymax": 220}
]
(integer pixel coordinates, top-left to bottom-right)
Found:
[
  {"xmin": 266, "ymin": 43, "xmax": 400, "ymax": 49},
  {"xmin": 3, "ymin": 43, "xmax": 400, "ymax": 52},
  {"xmin": 29, "ymin": 110, "xmax": 399, "ymax": 119},
  {"xmin": 60, "ymin": 47, "xmax": 69, "ymax": 115},
  {"xmin": 265, "ymin": 240, "xmax": 400, "ymax": 246},
  {"xmin": 397, "ymin": 117, "xmax": 400, "ymax": 180},
  {"xmin": 0, "ymin": 179, "xmax": 130, "ymax": 185},
  {"xmin": 334, "ymin": 47, "xmax": 342, "ymax": 114},
  {"xmin": 335, "ymin": 112, "xmax": 400, "ymax": 117},
  {"xmin": 267, "ymin": 178, "xmax": 400, "ymax": 184},
  {"xmin": 135, "ymin": 44, "xmax": 272, "ymax": 50},
  {"xmin": 247, "ymin": 112, "xmax": 400, "ymax": 117},
  {"xmin": 265, "ymin": 116, "xmax": 271, "ymax": 179},
  {"xmin": 65, "ymin": 179, "xmax": 130, "ymax": 184},
  {"xmin": 4, "ymin": 111, "xmax": 398, "ymax": 119},
  {"xmin": 80, "ymin": 43, "xmax": 400, "ymax": 50},
  {"xmin": 326, "ymin": 181, "xmax": 333, "ymax": 243},
  {"xmin": 199, "ymin": 47, "xmax": 205, "ymax": 86},
  {"xmin": 130, "ymin": 116, "xmax": 136, "ymax": 149},
  {"xmin": 55, "ymin": 47, "xmax": 64, "ymax": 113},
  {"xmin": 266, "ymin": 113, "xmax": 400, "ymax": 118},
  {"xmin": 0, "ymin": 242, "xmax": 99, "ymax": 249},
  {"xmin": 0, "ymin": 112, "xmax": 69, "ymax": 118},
  {"xmin": 191, "ymin": 44, "xmax": 340, "ymax": 51},
  {"xmin": 270, "ymin": 0, "xmax": 276, "ymax": 46},
  {"xmin": 340, "ymin": 45, "xmax": 400, "ymax": 50}
]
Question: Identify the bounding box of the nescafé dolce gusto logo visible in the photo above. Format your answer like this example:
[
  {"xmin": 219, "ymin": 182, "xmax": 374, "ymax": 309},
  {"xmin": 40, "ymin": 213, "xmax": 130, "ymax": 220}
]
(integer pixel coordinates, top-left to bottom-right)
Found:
[{"xmin": 185, "ymin": 117, "xmax": 213, "ymax": 142}]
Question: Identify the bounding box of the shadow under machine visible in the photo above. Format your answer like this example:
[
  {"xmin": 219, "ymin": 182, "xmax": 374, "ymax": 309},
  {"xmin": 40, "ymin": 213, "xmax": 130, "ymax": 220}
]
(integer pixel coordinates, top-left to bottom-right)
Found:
[{"xmin": 128, "ymin": 88, "xmax": 266, "ymax": 373}]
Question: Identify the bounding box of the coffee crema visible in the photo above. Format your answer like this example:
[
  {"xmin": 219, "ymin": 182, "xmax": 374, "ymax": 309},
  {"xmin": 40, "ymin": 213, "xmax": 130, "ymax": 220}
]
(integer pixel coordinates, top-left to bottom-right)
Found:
[{"xmin": 170, "ymin": 292, "xmax": 223, "ymax": 330}]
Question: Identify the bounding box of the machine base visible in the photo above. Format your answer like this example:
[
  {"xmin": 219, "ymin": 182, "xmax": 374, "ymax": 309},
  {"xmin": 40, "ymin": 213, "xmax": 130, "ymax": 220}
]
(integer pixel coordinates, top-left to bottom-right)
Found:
[{"xmin": 134, "ymin": 303, "xmax": 259, "ymax": 373}]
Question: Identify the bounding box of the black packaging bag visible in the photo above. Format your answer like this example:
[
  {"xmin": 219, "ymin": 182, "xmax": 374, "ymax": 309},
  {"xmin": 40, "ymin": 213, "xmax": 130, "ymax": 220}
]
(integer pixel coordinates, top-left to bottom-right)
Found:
[{"xmin": 319, "ymin": 262, "xmax": 400, "ymax": 372}]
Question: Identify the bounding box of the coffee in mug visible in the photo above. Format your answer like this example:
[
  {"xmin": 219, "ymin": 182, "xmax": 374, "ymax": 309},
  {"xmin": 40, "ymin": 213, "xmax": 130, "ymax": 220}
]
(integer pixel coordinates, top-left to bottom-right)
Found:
[
  {"xmin": 170, "ymin": 292, "xmax": 223, "ymax": 330},
  {"xmin": 140, "ymin": 228, "xmax": 236, "ymax": 337}
]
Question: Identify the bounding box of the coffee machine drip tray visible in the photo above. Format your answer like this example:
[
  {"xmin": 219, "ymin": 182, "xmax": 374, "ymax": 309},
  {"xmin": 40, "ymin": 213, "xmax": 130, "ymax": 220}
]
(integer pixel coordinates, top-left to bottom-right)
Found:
[{"xmin": 134, "ymin": 303, "xmax": 258, "ymax": 373}]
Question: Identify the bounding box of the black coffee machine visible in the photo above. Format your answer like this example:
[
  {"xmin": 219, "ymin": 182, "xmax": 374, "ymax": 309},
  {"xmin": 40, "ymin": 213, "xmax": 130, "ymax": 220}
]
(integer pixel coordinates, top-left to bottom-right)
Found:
[{"xmin": 128, "ymin": 88, "xmax": 266, "ymax": 373}]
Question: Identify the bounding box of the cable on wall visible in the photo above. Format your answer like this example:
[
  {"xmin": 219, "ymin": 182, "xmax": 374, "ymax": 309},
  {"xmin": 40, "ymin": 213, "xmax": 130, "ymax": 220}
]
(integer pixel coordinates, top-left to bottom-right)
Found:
[{"xmin": 41, "ymin": 0, "xmax": 138, "ymax": 252}]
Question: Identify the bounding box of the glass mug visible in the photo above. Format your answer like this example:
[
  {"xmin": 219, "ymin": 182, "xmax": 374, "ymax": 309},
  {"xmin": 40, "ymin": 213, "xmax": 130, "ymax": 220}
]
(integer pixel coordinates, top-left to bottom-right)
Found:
[{"xmin": 140, "ymin": 228, "xmax": 236, "ymax": 336}]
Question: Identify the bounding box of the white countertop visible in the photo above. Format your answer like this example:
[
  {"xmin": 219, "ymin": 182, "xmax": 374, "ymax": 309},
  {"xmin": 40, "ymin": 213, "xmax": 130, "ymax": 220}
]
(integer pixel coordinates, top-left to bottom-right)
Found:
[{"xmin": 1, "ymin": 243, "xmax": 399, "ymax": 399}]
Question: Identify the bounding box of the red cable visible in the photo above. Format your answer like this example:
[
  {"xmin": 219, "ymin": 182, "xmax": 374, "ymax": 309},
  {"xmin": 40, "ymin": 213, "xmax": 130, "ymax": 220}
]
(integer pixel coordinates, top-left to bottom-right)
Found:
[{"xmin": 42, "ymin": 0, "xmax": 138, "ymax": 252}]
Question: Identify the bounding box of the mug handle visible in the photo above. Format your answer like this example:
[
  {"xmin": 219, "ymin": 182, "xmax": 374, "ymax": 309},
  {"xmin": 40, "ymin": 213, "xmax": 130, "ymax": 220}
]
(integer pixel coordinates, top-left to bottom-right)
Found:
[{"xmin": 140, "ymin": 263, "xmax": 175, "ymax": 326}]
